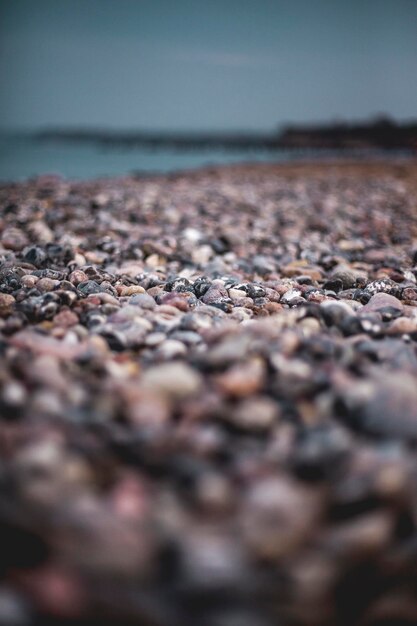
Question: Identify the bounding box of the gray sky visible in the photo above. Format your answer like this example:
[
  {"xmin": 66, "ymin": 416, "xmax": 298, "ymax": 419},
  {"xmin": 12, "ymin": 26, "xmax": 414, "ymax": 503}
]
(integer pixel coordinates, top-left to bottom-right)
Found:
[{"xmin": 1, "ymin": 0, "xmax": 416, "ymax": 131}]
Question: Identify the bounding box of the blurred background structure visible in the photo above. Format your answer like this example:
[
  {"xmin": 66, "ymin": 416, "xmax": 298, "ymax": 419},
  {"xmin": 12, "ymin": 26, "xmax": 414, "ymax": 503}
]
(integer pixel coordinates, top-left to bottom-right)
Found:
[{"xmin": 0, "ymin": 0, "xmax": 416, "ymax": 177}]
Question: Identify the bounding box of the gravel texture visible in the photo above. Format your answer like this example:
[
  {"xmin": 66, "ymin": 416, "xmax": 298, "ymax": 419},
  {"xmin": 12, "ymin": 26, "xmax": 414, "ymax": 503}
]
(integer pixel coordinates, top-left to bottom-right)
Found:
[{"xmin": 1, "ymin": 161, "xmax": 417, "ymax": 625}]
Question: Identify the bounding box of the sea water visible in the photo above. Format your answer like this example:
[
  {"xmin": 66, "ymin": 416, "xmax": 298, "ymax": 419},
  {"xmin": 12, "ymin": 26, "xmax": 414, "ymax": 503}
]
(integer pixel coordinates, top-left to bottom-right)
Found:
[
  {"xmin": 1, "ymin": 134, "xmax": 411, "ymax": 182},
  {"xmin": 0, "ymin": 134, "xmax": 298, "ymax": 182}
]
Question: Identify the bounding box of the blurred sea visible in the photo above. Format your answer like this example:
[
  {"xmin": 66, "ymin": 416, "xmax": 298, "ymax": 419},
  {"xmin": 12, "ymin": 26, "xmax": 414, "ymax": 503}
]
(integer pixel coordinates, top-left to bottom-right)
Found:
[
  {"xmin": 0, "ymin": 134, "xmax": 299, "ymax": 182},
  {"xmin": 0, "ymin": 134, "xmax": 413, "ymax": 182}
]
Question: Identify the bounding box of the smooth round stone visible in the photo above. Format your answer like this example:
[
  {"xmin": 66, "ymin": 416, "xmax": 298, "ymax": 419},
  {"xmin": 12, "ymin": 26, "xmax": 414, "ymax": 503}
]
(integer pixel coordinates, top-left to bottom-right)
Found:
[
  {"xmin": 53, "ymin": 309, "xmax": 79, "ymax": 328},
  {"xmin": 387, "ymin": 317, "xmax": 417, "ymax": 335},
  {"xmin": 0, "ymin": 293, "xmax": 15, "ymax": 317},
  {"xmin": 230, "ymin": 396, "xmax": 279, "ymax": 431},
  {"xmin": 36, "ymin": 277, "xmax": 59, "ymax": 292},
  {"xmin": 156, "ymin": 339, "xmax": 187, "ymax": 359},
  {"xmin": 1, "ymin": 227, "xmax": 28, "ymax": 251},
  {"xmin": 320, "ymin": 301, "xmax": 356, "ymax": 327},
  {"xmin": 329, "ymin": 269, "xmax": 357, "ymax": 289},
  {"xmin": 110, "ymin": 305, "xmax": 143, "ymax": 323},
  {"xmin": 141, "ymin": 362, "xmax": 202, "ymax": 398},
  {"xmin": 169, "ymin": 330, "xmax": 202, "ymax": 345},
  {"xmin": 216, "ymin": 358, "xmax": 265, "ymax": 397},
  {"xmin": 118, "ymin": 285, "xmax": 146, "ymax": 297},
  {"xmin": 243, "ymin": 476, "xmax": 322, "ymax": 559},
  {"xmin": 298, "ymin": 317, "xmax": 321, "ymax": 335},
  {"xmin": 69, "ymin": 270, "xmax": 88, "ymax": 285},
  {"xmin": 129, "ymin": 293, "xmax": 156, "ymax": 309},
  {"xmin": 191, "ymin": 245, "xmax": 213, "ymax": 264},
  {"xmin": 1, "ymin": 380, "xmax": 27, "ymax": 407},
  {"xmin": 339, "ymin": 373, "xmax": 417, "ymax": 439},
  {"xmin": 229, "ymin": 307, "xmax": 253, "ymax": 321},
  {"xmin": 144, "ymin": 332, "xmax": 166, "ymax": 347},
  {"xmin": 360, "ymin": 292, "xmax": 403, "ymax": 314},
  {"xmin": 21, "ymin": 274, "xmax": 39, "ymax": 288},
  {"xmin": 229, "ymin": 288, "xmax": 248, "ymax": 300}
]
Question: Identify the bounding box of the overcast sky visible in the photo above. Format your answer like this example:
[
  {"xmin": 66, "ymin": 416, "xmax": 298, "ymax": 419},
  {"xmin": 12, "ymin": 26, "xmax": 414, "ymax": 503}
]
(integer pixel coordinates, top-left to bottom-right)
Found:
[{"xmin": 1, "ymin": 0, "xmax": 416, "ymax": 131}]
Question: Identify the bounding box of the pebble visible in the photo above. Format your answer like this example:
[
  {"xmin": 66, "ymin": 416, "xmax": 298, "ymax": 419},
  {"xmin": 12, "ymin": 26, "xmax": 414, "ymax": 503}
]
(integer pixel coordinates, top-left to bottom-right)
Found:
[
  {"xmin": 129, "ymin": 293, "xmax": 156, "ymax": 309},
  {"xmin": 20, "ymin": 274, "xmax": 38, "ymax": 288},
  {"xmin": 1, "ymin": 227, "xmax": 28, "ymax": 251},
  {"xmin": 118, "ymin": 285, "xmax": 146, "ymax": 297},
  {"xmin": 360, "ymin": 292, "xmax": 404, "ymax": 314},
  {"xmin": 230, "ymin": 396, "xmax": 279, "ymax": 430},
  {"xmin": 281, "ymin": 289, "xmax": 304, "ymax": 306},
  {"xmin": 69, "ymin": 270, "xmax": 88, "ymax": 284},
  {"xmin": 36, "ymin": 277, "xmax": 58, "ymax": 292},
  {"xmin": 141, "ymin": 362, "xmax": 203, "ymax": 398},
  {"xmin": 155, "ymin": 338, "xmax": 187, "ymax": 359},
  {"xmin": 329, "ymin": 269, "xmax": 357, "ymax": 289},
  {"xmin": 77, "ymin": 280, "xmax": 102, "ymax": 295},
  {"xmin": 216, "ymin": 358, "xmax": 265, "ymax": 397},
  {"xmin": 0, "ymin": 293, "xmax": 15, "ymax": 317},
  {"xmin": 387, "ymin": 316, "xmax": 417, "ymax": 335},
  {"xmin": 339, "ymin": 373, "xmax": 417, "ymax": 439},
  {"xmin": 364, "ymin": 278, "xmax": 401, "ymax": 297}
]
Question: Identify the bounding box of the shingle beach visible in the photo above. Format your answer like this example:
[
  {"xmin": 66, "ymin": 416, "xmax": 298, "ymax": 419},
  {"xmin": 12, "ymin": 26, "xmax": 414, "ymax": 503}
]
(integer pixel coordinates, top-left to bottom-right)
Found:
[{"xmin": 1, "ymin": 161, "xmax": 417, "ymax": 625}]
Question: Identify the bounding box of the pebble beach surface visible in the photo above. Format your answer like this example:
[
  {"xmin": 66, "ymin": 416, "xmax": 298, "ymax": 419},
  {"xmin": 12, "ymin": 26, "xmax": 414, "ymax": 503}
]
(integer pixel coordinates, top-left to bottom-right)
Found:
[{"xmin": 1, "ymin": 161, "xmax": 417, "ymax": 625}]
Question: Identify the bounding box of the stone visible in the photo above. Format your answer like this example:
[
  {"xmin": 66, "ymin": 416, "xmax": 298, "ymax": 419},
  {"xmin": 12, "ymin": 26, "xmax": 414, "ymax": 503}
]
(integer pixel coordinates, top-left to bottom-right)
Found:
[
  {"xmin": 329, "ymin": 269, "xmax": 357, "ymax": 289},
  {"xmin": 281, "ymin": 289, "xmax": 305, "ymax": 306},
  {"xmin": 140, "ymin": 362, "xmax": 202, "ymax": 399},
  {"xmin": 364, "ymin": 278, "xmax": 401, "ymax": 297},
  {"xmin": 361, "ymin": 292, "xmax": 403, "ymax": 314},
  {"xmin": 77, "ymin": 280, "xmax": 102, "ymax": 296},
  {"xmin": 0, "ymin": 293, "xmax": 15, "ymax": 317},
  {"xmin": 1, "ymin": 227, "xmax": 28, "ymax": 251},
  {"xmin": 118, "ymin": 285, "xmax": 146, "ymax": 297},
  {"xmin": 69, "ymin": 270, "xmax": 88, "ymax": 285},
  {"xmin": 23, "ymin": 246, "xmax": 47, "ymax": 267},
  {"xmin": 201, "ymin": 283, "xmax": 229, "ymax": 305},
  {"xmin": 36, "ymin": 277, "xmax": 58, "ymax": 292},
  {"xmin": 21, "ymin": 274, "xmax": 39, "ymax": 288},
  {"xmin": 129, "ymin": 293, "xmax": 156, "ymax": 309},
  {"xmin": 338, "ymin": 373, "xmax": 417, "ymax": 439},
  {"xmin": 230, "ymin": 396, "xmax": 279, "ymax": 430},
  {"xmin": 387, "ymin": 317, "xmax": 417, "ymax": 335},
  {"xmin": 216, "ymin": 358, "xmax": 265, "ymax": 397},
  {"xmin": 243, "ymin": 476, "xmax": 323, "ymax": 559}
]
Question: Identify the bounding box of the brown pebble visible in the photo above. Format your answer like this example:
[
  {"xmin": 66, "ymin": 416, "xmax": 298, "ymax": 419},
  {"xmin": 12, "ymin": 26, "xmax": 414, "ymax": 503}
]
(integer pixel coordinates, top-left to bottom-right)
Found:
[
  {"xmin": 69, "ymin": 270, "xmax": 88, "ymax": 285},
  {"xmin": 118, "ymin": 285, "xmax": 146, "ymax": 297},
  {"xmin": 21, "ymin": 274, "xmax": 39, "ymax": 288},
  {"xmin": 141, "ymin": 362, "xmax": 202, "ymax": 399},
  {"xmin": 1, "ymin": 227, "xmax": 28, "ymax": 251},
  {"xmin": 0, "ymin": 293, "xmax": 15, "ymax": 317},
  {"xmin": 216, "ymin": 358, "xmax": 265, "ymax": 397},
  {"xmin": 230, "ymin": 396, "xmax": 279, "ymax": 430},
  {"xmin": 53, "ymin": 309, "xmax": 79, "ymax": 328},
  {"xmin": 387, "ymin": 316, "xmax": 417, "ymax": 335},
  {"xmin": 36, "ymin": 278, "xmax": 58, "ymax": 292},
  {"xmin": 361, "ymin": 292, "xmax": 403, "ymax": 313}
]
